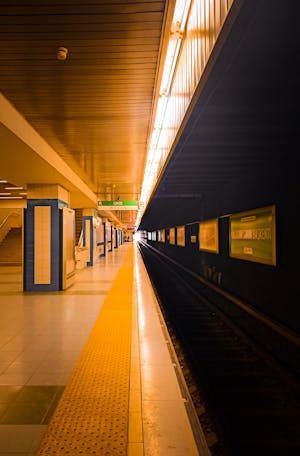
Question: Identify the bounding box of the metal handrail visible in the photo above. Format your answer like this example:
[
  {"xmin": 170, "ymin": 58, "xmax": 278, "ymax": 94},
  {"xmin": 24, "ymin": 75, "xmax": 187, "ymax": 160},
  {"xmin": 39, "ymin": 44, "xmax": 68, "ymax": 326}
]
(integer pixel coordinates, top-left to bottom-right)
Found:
[
  {"xmin": 0, "ymin": 211, "xmax": 20, "ymax": 243},
  {"xmin": 0, "ymin": 212, "xmax": 17, "ymax": 230},
  {"xmin": 78, "ymin": 230, "xmax": 83, "ymax": 247}
]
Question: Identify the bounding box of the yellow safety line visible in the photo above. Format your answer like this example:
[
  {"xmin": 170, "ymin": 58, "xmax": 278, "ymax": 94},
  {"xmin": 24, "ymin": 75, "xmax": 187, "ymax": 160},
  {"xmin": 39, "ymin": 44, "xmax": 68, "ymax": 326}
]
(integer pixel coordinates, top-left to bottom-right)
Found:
[
  {"xmin": 127, "ymin": 261, "xmax": 144, "ymax": 455},
  {"xmin": 38, "ymin": 247, "xmax": 133, "ymax": 456}
]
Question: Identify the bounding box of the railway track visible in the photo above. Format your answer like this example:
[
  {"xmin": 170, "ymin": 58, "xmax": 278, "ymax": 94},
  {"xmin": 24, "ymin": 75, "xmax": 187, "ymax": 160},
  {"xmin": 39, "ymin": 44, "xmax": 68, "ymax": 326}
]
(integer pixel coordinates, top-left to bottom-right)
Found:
[{"xmin": 139, "ymin": 242, "xmax": 300, "ymax": 455}]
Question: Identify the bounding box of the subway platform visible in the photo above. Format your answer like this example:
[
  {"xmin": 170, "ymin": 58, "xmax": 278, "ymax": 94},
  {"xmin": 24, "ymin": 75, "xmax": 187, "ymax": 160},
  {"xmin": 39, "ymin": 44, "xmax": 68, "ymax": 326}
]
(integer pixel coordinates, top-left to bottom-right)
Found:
[{"xmin": 0, "ymin": 243, "xmax": 208, "ymax": 455}]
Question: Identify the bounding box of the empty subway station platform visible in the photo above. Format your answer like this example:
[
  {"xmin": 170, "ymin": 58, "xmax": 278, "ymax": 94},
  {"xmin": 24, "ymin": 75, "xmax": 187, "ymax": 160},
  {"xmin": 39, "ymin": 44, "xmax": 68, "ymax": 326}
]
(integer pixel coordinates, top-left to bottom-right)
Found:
[{"xmin": 0, "ymin": 0, "xmax": 299, "ymax": 455}]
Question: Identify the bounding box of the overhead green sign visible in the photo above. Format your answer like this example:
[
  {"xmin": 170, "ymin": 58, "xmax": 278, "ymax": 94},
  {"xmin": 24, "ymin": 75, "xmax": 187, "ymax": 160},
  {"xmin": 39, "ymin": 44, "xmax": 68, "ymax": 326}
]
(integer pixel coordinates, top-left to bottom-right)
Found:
[
  {"xmin": 229, "ymin": 205, "xmax": 276, "ymax": 265},
  {"xmin": 97, "ymin": 200, "xmax": 138, "ymax": 211}
]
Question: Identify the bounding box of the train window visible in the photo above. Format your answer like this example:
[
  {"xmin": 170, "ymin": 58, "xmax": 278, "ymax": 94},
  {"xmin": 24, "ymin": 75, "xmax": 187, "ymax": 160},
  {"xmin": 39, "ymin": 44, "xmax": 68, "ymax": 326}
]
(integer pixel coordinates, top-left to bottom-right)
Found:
[
  {"xmin": 177, "ymin": 226, "xmax": 185, "ymax": 247},
  {"xmin": 147, "ymin": 232, "xmax": 152, "ymax": 241},
  {"xmin": 199, "ymin": 219, "xmax": 219, "ymax": 253}
]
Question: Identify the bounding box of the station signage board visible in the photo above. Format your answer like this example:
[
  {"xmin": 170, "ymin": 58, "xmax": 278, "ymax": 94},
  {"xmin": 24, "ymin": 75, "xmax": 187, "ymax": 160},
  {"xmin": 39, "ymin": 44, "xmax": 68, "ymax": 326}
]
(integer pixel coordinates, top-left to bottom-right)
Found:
[
  {"xmin": 229, "ymin": 205, "xmax": 276, "ymax": 265},
  {"xmin": 199, "ymin": 219, "xmax": 219, "ymax": 253},
  {"xmin": 159, "ymin": 229, "xmax": 165, "ymax": 242},
  {"xmin": 97, "ymin": 200, "xmax": 138, "ymax": 211},
  {"xmin": 169, "ymin": 228, "xmax": 175, "ymax": 245},
  {"xmin": 177, "ymin": 226, "xmax": 185, "ymax": 247}
]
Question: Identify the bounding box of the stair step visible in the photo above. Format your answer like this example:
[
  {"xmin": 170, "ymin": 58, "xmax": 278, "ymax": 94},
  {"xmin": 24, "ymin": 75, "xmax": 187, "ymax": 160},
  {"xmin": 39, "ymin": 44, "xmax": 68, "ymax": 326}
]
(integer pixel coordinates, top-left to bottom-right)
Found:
[{"xmin": 0, "ymin": 227, "xmax": 22, "ymax": 264}]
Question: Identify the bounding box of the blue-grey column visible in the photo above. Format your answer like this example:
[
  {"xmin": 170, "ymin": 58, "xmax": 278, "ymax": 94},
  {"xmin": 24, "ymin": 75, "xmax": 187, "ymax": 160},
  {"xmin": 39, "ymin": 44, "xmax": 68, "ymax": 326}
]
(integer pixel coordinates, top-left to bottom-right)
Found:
[
  {"xmin": 82, "ymin": 215, "xmax": 94, "ymax": 266},
  {"xmin": 24, "ymin": 198, "xmax": 67, "ymax": 291},
  {"xmin": 109, "ymin": 225, "xmax": 113, "ymax": 252},
  {"xmin": 114, "ymin": 228, "xmax": 118, "ymax": 249},
  {"xmin": 102, "ymin": 222, "xmax": 106, "ymax": 257}
]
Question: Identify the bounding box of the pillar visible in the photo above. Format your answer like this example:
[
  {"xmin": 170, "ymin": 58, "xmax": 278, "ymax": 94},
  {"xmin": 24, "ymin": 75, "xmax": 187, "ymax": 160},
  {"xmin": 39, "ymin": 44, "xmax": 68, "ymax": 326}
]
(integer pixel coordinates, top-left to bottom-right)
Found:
[
  {"xmin": 109, "ymin": 224, "xmax": 113, "ymax": 252},
  {"xmin": 102, "ymin": 220, "xmax": 106, "ymax": 257},
  {"xmin": 114, "ymin": 227, "xmax": 118, "ymax": 249},
  {"xmin": 24, "ymin": 184, "xmax": 75, "ymax": 291},
  {"xmin": 82, "ymin": 208, "xmax": 97, "ymax": 266}
]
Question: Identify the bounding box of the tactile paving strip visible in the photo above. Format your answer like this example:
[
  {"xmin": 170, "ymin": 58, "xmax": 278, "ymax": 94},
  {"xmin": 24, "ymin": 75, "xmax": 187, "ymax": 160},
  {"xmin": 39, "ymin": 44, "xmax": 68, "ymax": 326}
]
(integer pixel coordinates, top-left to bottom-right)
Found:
[{"xmin": 37, "ymin": 248, "xmax": 133, "ymax": 455}]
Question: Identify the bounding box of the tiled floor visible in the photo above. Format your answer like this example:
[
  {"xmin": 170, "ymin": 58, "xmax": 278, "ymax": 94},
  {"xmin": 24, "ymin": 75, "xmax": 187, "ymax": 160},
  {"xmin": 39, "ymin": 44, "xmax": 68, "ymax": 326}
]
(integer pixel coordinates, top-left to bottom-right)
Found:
[
  {"xmin": 37, "ymin": 247, "xmax": 134, "ymax": 455},
  {"xmin": 0, "ymin": 244, "xmax": 205, "ymax": 455},
  {"xmin": 0, "ymin": 386, "xmax": 64, "ymax": 425},
  {"xmin": 0, "ymin": 425, "xmax": 46, "ymax": 455},
  {"xmin": 0, "ymin": 247, "xmax": 127, "ymax": 455}
]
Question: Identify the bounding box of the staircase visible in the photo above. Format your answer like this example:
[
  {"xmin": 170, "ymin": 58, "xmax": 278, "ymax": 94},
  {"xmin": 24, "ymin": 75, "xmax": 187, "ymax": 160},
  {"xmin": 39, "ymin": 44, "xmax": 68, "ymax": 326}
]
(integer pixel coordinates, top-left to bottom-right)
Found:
[{"xmin": 0, "ymin": 228, "xmax": 22, "ymax": 266}]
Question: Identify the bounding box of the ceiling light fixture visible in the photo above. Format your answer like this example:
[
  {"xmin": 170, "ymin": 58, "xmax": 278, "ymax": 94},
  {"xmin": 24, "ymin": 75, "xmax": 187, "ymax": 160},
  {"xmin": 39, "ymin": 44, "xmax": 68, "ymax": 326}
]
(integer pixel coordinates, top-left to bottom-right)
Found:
[
  {"xmin": 4, "ymin": 187, "xmax": 24, "ymax": 190},
  {"xmin": 159, "ymin": 0, "xmax": 192, "ymax": 97},
  {"xmin": 136, "ymin": 0, "xmax": 192, "ymax": 228},
  {"xmin": 173, "ymin": 0, "xmax": 192, "ymax": 32},
  {"xmin": 0, "ymin": 180, "xmax": 8, "ymax": 183},
  {"xmin": 0, "ymin": 192, "xmax": 12, "ymax": 195},
  {"xmin": 154, "ymin": 96, "xmax": 169, "ymax": 129},
  {"xmin": 160, "ymin": 31, "xmax": 182, "ymax": 96},
  {"xmin": 57, "ymin": 46, "xmax": 68, "ymax": 61},
  {"xmin": 0, "ymin": 196, "xmax": 23, "ymax": 199}
]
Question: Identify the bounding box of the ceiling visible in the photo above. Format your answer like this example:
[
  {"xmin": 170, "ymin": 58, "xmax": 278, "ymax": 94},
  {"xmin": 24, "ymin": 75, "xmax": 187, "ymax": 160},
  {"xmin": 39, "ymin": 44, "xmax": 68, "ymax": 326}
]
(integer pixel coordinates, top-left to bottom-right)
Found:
[
  {"xmin": 0, "ymin": 0, "xmax": 167, "ymax": 222},
  {"xmin": 140, "ymin": 0, "xmax": 297, "ymax": 230}
]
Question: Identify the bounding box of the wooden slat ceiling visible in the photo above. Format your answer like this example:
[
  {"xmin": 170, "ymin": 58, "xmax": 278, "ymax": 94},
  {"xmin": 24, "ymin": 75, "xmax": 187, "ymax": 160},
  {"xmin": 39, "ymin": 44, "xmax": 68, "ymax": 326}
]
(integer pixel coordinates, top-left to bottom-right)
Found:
[{"xmin": 0, "ymin": 0, "xmax": 166, "ymax": 218}]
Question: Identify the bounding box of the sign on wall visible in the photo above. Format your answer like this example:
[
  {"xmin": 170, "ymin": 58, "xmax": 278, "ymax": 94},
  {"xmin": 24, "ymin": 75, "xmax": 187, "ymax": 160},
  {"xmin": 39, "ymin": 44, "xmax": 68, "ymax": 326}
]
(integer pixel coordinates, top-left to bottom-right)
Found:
[
  {"xmin": 199, "ymin": 219, "xmax": 219, "ymax": 253},
  {"xmin": 159, "ymin": 229, "xmax": 165, "ymax": 242},
  {"xmin": 229, "ymin": 205, "xmax": 276, "ymax": 266},
  {"xmin": 97, "ymin": 200, "xmax": 138, "ymax": 211},
  {"xmin": 177, "ymin": 226, "xmax": 185, "ymax": 247},
  {"xmin": 169, "ymin": 228, "xmax": 175, "ymax": 245}
]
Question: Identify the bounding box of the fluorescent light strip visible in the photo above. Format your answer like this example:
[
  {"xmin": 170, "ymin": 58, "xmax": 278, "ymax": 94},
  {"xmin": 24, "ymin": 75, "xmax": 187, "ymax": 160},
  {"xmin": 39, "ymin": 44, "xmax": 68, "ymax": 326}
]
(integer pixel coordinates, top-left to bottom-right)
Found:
[
  {"xmin": 154, "ymin": 96, "xmax": 169, "ymax": 128},
  {"xmin": 0, "ymin": 192, "xmax": 12, "ymax": 195},
  {"xmin": 136, "ymin": 0, "xmax": 193, "ymax": 228},
  {"xmin": 0, "ymin": 196, "xmax": 23, "ymax": 199},
  {"xmin": 160, "ymin": 38, "xmax": 182, "ymax": 96},
  {"xmin": 4, "ymin": 187, "xmax": 24, "ymax": 190},
  {"xmin": 0, "ymin": 180, "xmax": 8, "ymax": 183},
  {"xmin": 173, "ymin": 0, "xmax": 192, "ymax": 31}
]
